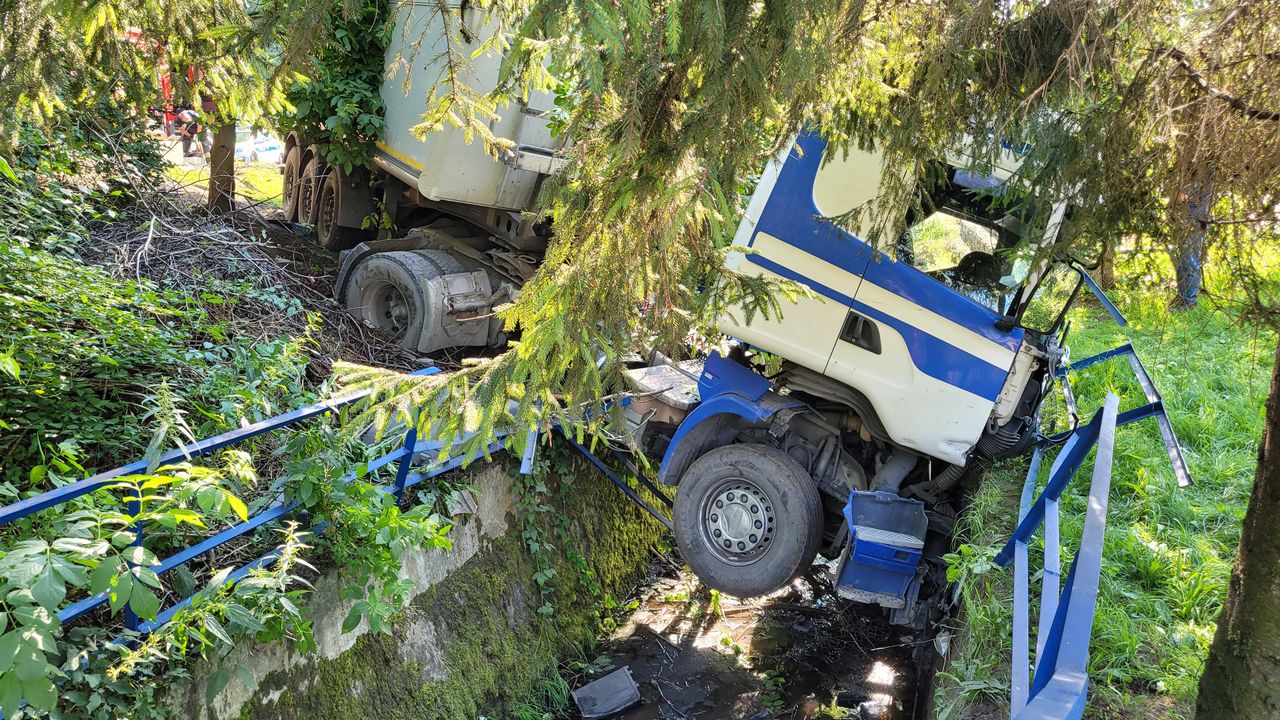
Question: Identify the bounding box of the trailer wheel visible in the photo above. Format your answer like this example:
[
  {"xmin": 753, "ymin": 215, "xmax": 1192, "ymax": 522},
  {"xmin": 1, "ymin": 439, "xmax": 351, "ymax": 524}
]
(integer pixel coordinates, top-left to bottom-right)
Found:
[
  {"xmin": 316, "ymin": 170, "xmax": 364, "ymax": 251},
  {"xmin": 673, "ymin": 443, "xmax": 823, "ymax": 598},
  {"xmin": 281, "ymin": 146, "xmax": 301, "ymax": 222},
  {"xmin": 299, "ymin": 157, "xmax": 324, "ymax": 225},
  {"xmin": 342, "ymin": 250, "xmax": 465, "ymax": 350}
]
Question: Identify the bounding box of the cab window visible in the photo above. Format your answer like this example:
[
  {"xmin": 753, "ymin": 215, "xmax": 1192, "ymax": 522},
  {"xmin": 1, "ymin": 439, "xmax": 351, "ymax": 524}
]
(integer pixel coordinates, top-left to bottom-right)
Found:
[{"xmin": 900, "ymin": 210, "xmax": 1007, "ymax": 311}]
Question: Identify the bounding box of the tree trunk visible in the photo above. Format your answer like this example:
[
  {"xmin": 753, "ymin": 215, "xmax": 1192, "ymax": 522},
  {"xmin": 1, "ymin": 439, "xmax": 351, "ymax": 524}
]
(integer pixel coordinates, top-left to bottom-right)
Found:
[
  {"xmin": 1098, "ymin": 237, "xmax": 1117, "ymax": 291},
  {"xmin": 1170, "ymin": 182, "xmax": 1213, "ymax": 309},
  {"xmin": 1171, "ymin": 226, "xmax": 1205, "ymax": 308},
  {"xmin": 1196, "ymin": 340, "xmax": 1280, "ymax": 719},
  {"xmin": 208, "ymin": 123, "xmax": 236, "ymax": 214}
]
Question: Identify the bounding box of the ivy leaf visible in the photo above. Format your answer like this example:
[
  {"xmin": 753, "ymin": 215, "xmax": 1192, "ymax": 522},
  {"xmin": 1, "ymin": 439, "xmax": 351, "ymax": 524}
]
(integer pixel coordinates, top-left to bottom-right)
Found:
[
  {"xmin": 0, "ymin": 157, "xmax": 17, "ymax": 183},
  {"xmin": 0, "ymin": 670, "xmax": 21, "ymax": 712},
  {"xmin": 128, "ymin": 584, "xmax": 160, "ymax": 621},
  {"xmin": 22, "ymin": 674, "xmax": 56, "ymax": 711},
  {"xmin": 31, "ymin": 566, "xmax": 65, "ymax": 611}
]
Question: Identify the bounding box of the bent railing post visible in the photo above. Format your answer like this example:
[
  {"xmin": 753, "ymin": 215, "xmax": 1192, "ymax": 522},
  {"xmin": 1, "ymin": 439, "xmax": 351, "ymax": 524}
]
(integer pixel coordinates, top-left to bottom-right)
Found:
[{"xmin": 1002, "ymin": 392, "xmax": 1120, "ymax": 720}]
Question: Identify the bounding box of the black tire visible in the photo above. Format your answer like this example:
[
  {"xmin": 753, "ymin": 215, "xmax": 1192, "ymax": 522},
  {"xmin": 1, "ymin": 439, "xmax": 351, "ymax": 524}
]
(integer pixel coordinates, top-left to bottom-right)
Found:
[
  {"xmin": 281, "ymin": 146, "xmax": 301, "ymax": 222},
  {"xmin": 299, "ymin": 157, "xmax": 325, "ymax": 225},
  {"xmin": 673, "ymin": 443, "xmax": 823, "ymax": 597},
  {"xmin": 342, "ymin": 250, "xmax": 465, "ymax": 350},
  {"xmin": 316, "ymin": 170, "xmax": 365, "ymax": 251}
]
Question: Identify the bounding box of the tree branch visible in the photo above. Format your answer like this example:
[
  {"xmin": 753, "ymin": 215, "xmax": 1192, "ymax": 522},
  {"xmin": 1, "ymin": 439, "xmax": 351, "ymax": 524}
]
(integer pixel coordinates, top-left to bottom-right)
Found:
[{"xmin": 1159, "ymin": 46, "xmax": 1280, "ymax": 123}]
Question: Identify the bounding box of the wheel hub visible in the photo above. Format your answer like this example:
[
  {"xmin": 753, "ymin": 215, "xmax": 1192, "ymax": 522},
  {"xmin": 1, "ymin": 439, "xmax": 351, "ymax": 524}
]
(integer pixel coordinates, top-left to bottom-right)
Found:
[
  {"xmin": 383, "ymin": 289, "xmax": 409, "ymax": 334},
  {"xmin": 703, "ymin": 480, "xmax": 773, "ymax": 562}
]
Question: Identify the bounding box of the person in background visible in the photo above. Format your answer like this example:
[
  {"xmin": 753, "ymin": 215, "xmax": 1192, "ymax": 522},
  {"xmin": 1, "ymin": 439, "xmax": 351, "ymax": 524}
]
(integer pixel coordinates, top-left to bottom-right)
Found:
[{"xmin": 176, "ymin": 108, "xmax": 210, "ymax": 158}]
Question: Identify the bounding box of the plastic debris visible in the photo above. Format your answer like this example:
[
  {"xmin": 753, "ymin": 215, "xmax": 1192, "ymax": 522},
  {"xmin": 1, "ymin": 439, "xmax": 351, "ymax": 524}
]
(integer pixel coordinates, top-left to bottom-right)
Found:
[{"xmin": 571, "ymin": 666, "xmax": 642, "ymax": 718}]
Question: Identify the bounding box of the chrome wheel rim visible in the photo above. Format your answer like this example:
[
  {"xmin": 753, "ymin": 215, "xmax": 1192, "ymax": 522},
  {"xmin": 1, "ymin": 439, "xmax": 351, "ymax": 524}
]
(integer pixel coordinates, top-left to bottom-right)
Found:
[{"xmin": 700, "ymin": 477, "xmax": 774, "ymax": 566}]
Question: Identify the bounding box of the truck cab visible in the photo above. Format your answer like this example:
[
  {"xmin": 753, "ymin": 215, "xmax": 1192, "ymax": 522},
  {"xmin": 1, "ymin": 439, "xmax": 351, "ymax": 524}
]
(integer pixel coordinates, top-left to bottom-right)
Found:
[{"xmin": 628, "ymin": 133, "xmax": 1089, "ymax": 617}]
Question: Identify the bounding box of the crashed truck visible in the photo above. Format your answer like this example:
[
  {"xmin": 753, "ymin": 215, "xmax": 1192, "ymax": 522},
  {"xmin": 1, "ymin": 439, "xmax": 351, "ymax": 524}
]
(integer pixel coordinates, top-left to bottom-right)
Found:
[{"xmin": 279, "ymin": 3, "xmax": 1189, "ymax": 628}]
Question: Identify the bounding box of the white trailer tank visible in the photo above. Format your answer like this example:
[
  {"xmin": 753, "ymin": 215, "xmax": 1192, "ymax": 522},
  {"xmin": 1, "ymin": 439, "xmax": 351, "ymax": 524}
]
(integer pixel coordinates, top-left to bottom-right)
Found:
[{"xmin": 373, "ymin": 2, "xmax": 564, "ymax": 212}]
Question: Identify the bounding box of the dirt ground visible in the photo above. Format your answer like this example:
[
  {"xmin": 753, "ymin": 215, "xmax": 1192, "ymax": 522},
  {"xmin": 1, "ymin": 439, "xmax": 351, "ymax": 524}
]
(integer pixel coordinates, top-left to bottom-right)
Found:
[{"xmin": 576, "ymin": 560, "xmax": 937, "ymax": 720}]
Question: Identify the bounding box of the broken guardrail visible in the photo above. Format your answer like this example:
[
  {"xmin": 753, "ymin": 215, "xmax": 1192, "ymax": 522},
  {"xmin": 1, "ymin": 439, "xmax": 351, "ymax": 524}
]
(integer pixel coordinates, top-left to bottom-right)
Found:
[
  {"xmin": 0, "ymin": 367, "xmax": 674, "ymax": 718},
  {"xmin": 996, "ymin": 384, "xmax": 1188, "ymax": 719}
]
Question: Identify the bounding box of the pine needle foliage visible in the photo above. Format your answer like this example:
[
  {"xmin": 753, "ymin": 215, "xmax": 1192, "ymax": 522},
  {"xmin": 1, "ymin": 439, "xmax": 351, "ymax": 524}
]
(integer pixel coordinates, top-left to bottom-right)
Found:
[{"xmin": 338, "ymin": 0, "xmax": 1280, "ymax": 461}]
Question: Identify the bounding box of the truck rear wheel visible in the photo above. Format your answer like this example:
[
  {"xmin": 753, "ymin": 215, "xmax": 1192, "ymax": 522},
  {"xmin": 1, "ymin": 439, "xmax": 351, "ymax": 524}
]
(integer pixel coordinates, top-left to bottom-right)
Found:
[
  {"xmin": 316, "ymin": 170, "xmax": 364, "ymax": 251},
  {"xmin": 673, "ymin": 443, "xmax": 823, "ymax": 598},
  {"xmin": 281, "ymin": 146, "xmax": 301, "ymax": 222},
  {"xmin": 299, "ymin": 157, "xmax": 325, "ymax": 225},
  {"xmin": 342, "ymin": 250, "xmax": 465, "ymax": 350}
]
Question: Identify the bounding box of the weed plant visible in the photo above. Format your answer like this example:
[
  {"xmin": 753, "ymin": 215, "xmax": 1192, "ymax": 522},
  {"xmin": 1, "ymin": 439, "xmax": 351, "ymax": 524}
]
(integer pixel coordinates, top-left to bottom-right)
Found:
[{"xmin": 936, "ymin": 261, "xmax": 1272, "ymax": 719}]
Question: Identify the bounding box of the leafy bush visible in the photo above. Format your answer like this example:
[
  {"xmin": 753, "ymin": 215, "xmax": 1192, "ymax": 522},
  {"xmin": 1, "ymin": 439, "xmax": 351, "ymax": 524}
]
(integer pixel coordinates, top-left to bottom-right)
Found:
[{"xmin": 275, "ymin": 0, "xmax": 391, "ymax": 172}]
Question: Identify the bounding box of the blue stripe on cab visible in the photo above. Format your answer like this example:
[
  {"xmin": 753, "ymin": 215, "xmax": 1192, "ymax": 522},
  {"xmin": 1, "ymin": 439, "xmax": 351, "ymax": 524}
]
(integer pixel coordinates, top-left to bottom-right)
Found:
[
  {"xmin": 746, "ymin": 255, "xmax": 1010, "ymax": 401},
  {"xmin": 751, "ymin": 131, "xmax": 1023, "ymax": 353}
]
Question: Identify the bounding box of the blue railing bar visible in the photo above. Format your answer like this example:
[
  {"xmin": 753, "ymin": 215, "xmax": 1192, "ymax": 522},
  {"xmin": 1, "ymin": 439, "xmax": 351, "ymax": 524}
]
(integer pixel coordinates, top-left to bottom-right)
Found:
[
  {"xmin": 155, "ymin": 501, "xmax": 297, "ymax": 576},
  {"xmin": 396, "ymin": 440, "xmax": 510, "ymax": 493},
  {"xmin": 610, "ymin": 450, "xmax": 675, "ymax": 509},
  {"xmin": 1015, "ymin": 670, "xmax": 1088, "ymax": 720},
  {"xmin": 1052, "ymin": 392, "xmax": 1119, "ymax": 672},
  {"xmin": 1075, "ymin": 269, "xmax": 1128, "ymax": 326},
  {"xmin": 1030, "ymin": 539, "xmax": 1081, "ymax": 698},
  {"xmin": 1055, "ymin": 343, "xmax": 1134, "ymax": 378},
  {"xmin": 996, "ymin": 413, "xmax": 1103, "ymax": 567},
  {"xmin": 1011, "ymin": 447, "xmax": 1043, "ymax": 717},
  {"xmin": 1, "ymin": 368, "xmax": 442, "ymax": 528},
  {"xmin": 0, "ymin": 368, "xmax": 440, "ymax": 529},
  {"xmin": 124, "ymin": 488, "xmax": 142, "ymax": 631},
  {"xmin": 519, "ymin": 426, "xmax": 540, "ymax": 475},
  {"xmin": 54, "ymin": 501, "xmax": 297, "ymax": 623},
  {"xmin": 1036, "ymin": 493, "xmax": 1060, "ymax": 666},
  {"xmin": 363, "ymin": 445, "xmax": 410, "ymax": 476},
  {"xmin": 393, "ymin": 411, "xmax": 420, "ymax": 499},
  {"xmin": 135, "ymin": 546, "xmax": 285, "ymax": 634},
  {"xmin": 1022, "ymin": 393, "xmax": 1119, "ymax": 717},
  {"xmin": 560, "ymin": 431, "xmax": 673, "ymax": 531},
  {"xmin": 1124, "ymin": 353, "xmax": 1193, "ymax": 488}
]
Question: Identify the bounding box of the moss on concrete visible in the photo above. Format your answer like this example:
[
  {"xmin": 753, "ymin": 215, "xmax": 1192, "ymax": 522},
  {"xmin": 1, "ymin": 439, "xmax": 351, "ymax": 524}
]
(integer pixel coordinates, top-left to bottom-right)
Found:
[{"xmin": 240, "ymin": 458, "xmax": 667, "ymax": 720}]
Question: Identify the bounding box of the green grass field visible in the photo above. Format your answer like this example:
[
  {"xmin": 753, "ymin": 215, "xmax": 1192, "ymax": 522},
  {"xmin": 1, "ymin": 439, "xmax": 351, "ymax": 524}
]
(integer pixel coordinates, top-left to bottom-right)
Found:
[
  {"xmin": 934, "ymin": 273, "xmax": 1272, "ymax": 719},
  {"xmin": 166, "ymin": 161, "xmax": 284, "ymax": 207}
]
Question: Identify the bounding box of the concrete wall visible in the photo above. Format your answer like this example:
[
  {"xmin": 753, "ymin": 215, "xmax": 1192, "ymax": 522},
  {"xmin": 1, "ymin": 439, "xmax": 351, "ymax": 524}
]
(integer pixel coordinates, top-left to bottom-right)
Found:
[{"xmin": 165, "ymin": 459, "xmax": 667, "ymax": 720}]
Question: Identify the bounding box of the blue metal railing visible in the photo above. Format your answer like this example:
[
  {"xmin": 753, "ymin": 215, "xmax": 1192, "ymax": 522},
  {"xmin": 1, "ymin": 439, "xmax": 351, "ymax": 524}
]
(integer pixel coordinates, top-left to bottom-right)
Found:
[
  {"xmin": 997, "ymin": 339, "xmax": 1192, "ymax": 718},
  {"xmin": 997, "ymin": 393, "xmax": 1119, "ymax": 719},
  {"xmin": 0, "ymin": 367, "xmax": 445, "ymax": 634},
  {"xmin": 0, "ymin": 367, "xmax": 673, "ymax": 648}
]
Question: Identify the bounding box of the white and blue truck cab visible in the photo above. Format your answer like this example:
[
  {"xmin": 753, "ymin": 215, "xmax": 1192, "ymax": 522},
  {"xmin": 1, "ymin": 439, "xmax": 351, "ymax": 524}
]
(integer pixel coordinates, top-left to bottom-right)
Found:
[{"xmin": 628, "ymin": 132, "xmax": 1098, "ymax": 621}]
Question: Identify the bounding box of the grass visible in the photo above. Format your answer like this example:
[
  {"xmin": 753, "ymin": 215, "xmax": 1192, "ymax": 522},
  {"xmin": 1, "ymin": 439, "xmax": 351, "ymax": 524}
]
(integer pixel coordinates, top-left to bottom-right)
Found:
[
  {"xmin": 935, "ymin": 269, "xmax": 1273, "ymax": 719},
  {"xmin": 166, "ymin": 161, "xmax": 284, "ymax": 207}
]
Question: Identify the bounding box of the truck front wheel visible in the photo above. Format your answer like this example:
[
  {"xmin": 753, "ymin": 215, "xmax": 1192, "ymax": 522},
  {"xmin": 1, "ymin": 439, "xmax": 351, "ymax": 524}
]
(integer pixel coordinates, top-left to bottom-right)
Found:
[{"xmin": 673, "ymin": 443, "xmax": 823, "ymax": 598}]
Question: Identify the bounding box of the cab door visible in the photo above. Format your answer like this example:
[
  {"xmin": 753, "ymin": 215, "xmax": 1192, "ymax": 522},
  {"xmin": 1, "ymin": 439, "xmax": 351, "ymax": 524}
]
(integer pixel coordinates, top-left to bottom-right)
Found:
[
  {"xmin": 825, "ymin": 210, "xmax": 1024, "ymax": 464},
  {"xmin": 718, "ymin": 134, "xmax": 883, "ymax": 376}
]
